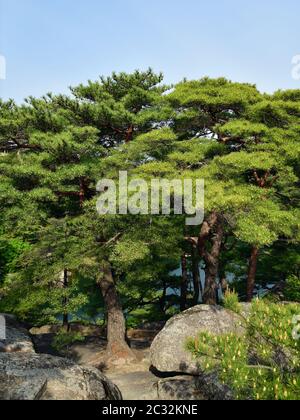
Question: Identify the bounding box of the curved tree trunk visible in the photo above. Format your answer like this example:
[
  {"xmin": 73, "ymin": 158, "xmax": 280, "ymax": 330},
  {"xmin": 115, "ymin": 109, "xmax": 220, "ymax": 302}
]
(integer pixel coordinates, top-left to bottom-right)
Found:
[
  {"xmin": 247, "ymin": 246, "xmax": 259, "ymax": 302},
  {"xmin": 198, "ymin": 212, "xmax": 224, "ymax": 305},
  {"xmin": 97, "ymin": 262, "xmax": 135, "ymax": 360}
]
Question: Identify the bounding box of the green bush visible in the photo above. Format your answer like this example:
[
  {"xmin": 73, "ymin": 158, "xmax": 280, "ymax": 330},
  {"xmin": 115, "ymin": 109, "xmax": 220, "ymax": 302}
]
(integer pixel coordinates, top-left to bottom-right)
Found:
[
  {"xmin": 222, "ymin": 289, "xmax": 242, "ymax": 314},
  {"xmin": 187, "ymin": 299, "xmax": 300, "ymax": 400}
]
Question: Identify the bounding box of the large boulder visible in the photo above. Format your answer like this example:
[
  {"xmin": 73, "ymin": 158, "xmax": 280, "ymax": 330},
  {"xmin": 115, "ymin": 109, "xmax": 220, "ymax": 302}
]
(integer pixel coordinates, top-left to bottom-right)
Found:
[
  {"xmin": 0, "ymin": 313, "xmax": 122, "ymax": 400},
  {"xmin": 150, "ymin": 305, "xmax": 245, "ymax": 375},
  {"xmin": 0, "ymin": 353, "xmax": 122, "ymax": 400},
  {"xmin": 0, "ymin": 314, "xmax": 35, "ymax": 354}
]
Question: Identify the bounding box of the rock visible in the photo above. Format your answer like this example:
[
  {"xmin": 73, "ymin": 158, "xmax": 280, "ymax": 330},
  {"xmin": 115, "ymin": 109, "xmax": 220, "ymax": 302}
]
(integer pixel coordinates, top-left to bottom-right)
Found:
[
  {"xmin": 30, "ymin": 324, "xmax": 104, "ymax": 337},
  {"xmin": 107, "ymin": 371, "xmax": 205, "ymax": 401},
  {"xmin": 29, "ymin": 325, "xmax": 61, "ymax": 335},
  {"xmin": 195, "ymin": 373, "xmax": 234, "ymax": 400},
  {"xmin": 157, "ymin": 376, "xmax": 205, "ymax": 401},
  {"xmin": 0, "ymin": 353, "xmax": 122, "ymax": 400},
  {"xmin": 0, "ymin": 314, "xmax": 35, "ymax": 354},
  {"xmin": 150, "ymin": 305, "xmax": 245, "ymax": 375},
  {"xmin": 0, "ymin": 313, "xmax": 122, "ymax": 401},
  {"xmin": 107, "ymin": 371, "xmax": 159, "ymax": 400}
]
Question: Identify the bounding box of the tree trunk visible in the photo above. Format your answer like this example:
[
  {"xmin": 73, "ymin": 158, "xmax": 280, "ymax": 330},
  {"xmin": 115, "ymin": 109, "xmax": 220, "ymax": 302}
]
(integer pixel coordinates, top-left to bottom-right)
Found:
[
  {"xmin": 62, "ymin": 269, "xmax": 70, "ymax": 331},
  {"xmin": 97, "ymin": 261, "xmax": 134, "ymax": 360},
  {"xmin": 191, "ymin": 246, "xmax": 201, "ymax": 305},
  {"xmin": 247, "ymin": 246, "xmax": 259, "ymax": 302},
  {"xmin": 180, "ymin": 255, "xmax": 188, "ymax": 311},
  {"xmin": 198, "ymin": 213, "xmax": 224, "ymax": 305},
  {"xmin": 160, "ymin": 280, "xmax": 167, "ymax": 313},
  {"xmin": 125, "ymin": 125, "xmax": 134, "ymax": 143},
  {"xmin": 79, "ymin": 178, "xmax": 86, "ymax": 208},
  {"xmin": 203, "ymin": 254, "xmax": 221, "ymax": 305}
]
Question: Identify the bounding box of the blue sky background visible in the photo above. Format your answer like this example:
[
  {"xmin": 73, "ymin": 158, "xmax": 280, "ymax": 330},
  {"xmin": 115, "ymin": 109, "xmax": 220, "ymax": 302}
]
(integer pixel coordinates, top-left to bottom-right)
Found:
[{"xmin": 0, "ymin": 0, "xmax": 300, "ymax": 102}]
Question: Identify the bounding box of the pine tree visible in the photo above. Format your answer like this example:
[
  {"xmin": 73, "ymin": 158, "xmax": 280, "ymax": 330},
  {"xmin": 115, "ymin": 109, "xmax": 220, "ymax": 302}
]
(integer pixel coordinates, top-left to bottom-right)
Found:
[
  {"xmin": 0, "ymin": 70, "xmax": 172, "ymax": 360},
  {"xmin": 0, "ymin": 74, "xmax": 299, "ymax": 367}
]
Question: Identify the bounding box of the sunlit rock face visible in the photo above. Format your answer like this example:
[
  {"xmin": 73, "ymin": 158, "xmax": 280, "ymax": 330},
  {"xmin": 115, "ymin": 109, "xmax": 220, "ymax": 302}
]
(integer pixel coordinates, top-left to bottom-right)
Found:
[{"xmin": 150, "ymin": 305, "xmax": 247, "ymax": 375}]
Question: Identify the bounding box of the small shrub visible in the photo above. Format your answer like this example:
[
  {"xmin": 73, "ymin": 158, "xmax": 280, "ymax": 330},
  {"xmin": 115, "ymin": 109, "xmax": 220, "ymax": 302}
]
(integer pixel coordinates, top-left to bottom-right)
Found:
[{"xmin": 223, "ymin": 289, "xmax": 242, "ymax": 314}]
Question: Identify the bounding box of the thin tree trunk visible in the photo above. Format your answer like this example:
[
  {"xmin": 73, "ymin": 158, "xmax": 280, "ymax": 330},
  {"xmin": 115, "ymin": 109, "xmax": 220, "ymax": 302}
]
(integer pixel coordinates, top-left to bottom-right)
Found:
[
  {"xmin": 79, "ymin": 178, "xmax": 87, "ymax": 208},
  {"xmin": 97, "ymin": 262, "xmax": 134, "ymax": 360},
  {"xmin": 125, "ymin": 125, "xmax": 134, "ymax": 143},
  {"xmin": 203, "ymin": 256, "xmax": 219, "ymax": 305},
  {"xmin": 247, "ymin": 246, "xmax": 259, "ymax": 302},
  {"xmin": 160, "ymin": 280, "xmax": 167, "ymax": 313},
  {"xmin": 62, "ymin": 269, "xmax": 70, "ymax": 331},
  {"xmin": 191, "ymin": 246, "xmax": 201, "ymax": 305},
  {"xmin": 198, "ymin": 213, "xmax": 224, "ymax": 305},
  {"xmin": 180, "ymin": 255, "xmax": 188, "ymax": 311}
]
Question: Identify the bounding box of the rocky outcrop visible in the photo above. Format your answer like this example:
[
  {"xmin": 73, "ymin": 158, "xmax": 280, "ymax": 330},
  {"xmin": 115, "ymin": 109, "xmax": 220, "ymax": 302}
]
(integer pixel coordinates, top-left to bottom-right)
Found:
[
  {"xmin": 150, "ymin": 305, "xmax": 245, "ymax": 376},
  {"xmin": 0, "ymin": 353, "xmax": 122, "ymax": 400},
  {"xmin": 0, "ymin": 314, "xmax": 122, "ymax": 401},
  {"xmin": 0, "ymin": 314, "xmax": 35, "ymax": 354}
]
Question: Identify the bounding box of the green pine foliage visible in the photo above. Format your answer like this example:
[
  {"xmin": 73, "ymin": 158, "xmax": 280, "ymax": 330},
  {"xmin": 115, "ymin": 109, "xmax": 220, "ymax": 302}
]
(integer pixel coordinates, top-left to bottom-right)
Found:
[
  {"xmin": 187, "ymin": 299, "xmax": 300, "ymax": 400},
  {"xmin": 0, "ymin": 71, "xmax": 299, "ymax": 345}
]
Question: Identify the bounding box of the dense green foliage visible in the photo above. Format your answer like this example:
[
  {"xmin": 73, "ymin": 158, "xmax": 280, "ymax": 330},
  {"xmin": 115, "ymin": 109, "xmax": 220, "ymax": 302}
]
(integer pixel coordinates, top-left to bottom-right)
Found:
[{"xmin": 0, "ymin": 70, "xmax": 299, "ymax": 340}]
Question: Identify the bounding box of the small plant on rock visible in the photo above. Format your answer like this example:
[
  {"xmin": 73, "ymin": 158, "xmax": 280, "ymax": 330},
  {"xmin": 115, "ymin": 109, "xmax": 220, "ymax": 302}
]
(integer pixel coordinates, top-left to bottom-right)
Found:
[{"xmin": 223, "ymin": 289, "xmax": 242, "ymax": 314}]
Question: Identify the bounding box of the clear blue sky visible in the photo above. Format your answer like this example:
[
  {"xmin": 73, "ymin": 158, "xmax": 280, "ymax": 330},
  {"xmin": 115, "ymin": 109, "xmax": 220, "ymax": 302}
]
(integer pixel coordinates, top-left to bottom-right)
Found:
[{"xmin": 0, "ymin": 0, "xmax": 300, "ymax": 102}]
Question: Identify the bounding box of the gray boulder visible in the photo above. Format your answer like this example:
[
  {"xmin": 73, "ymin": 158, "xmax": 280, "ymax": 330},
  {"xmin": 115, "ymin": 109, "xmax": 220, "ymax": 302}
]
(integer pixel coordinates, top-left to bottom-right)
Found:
[
  {"xmin": 0, "ymin": 353, "xmax": 122, "ymax": 400},
  {"xmin": 0, "ymin": 314, "xmax": 35, "ymax": 354},
  {"xmin": 150, "ymin": 305, "xmax": 245, "ymax": 375},
  {"xmin": 0, "ymin": 313, "xmax": 122, "ymax": 400}
]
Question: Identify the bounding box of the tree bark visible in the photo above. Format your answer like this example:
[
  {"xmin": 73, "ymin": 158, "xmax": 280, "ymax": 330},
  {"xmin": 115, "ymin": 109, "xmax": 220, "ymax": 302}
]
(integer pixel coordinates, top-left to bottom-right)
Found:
[
  {"xmin": 160, "ymin": 280, "xmax": 167, "ymax": 313},
  {"xmin": 247, "ymin": 246, "xmax": 259, "ymax": 302},
  {"xmin": 125, "ymin": 125, "xmax": 134, "ymax": 143},
  {"xmin": 97, "ymin": 261, "xmax": 134, "ymax": 360},
  {"xmin": 198, "ymin": 212, "xmax": 224, "ymax": 305},
  {"xmin": 191, "ymin": 246, "xmax": 201, "ymax": 305},
  {"xmin": 62, "ymin": 269, "xmax": 70, "ymax": 331},
  {"xmin": 79, "ymin": 178, "xmax": 86, "ymax": 207},
  {"xmin": 180, "ymin": 255, "xmax": 188, "ymax": 311}
]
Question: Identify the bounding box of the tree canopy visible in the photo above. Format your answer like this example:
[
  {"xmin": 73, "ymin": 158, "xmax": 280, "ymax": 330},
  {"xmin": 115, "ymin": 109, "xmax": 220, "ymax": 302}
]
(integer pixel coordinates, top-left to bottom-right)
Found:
[{"xmin": 0, "ymin": 70, "xmax": 299, "ymax": 358}]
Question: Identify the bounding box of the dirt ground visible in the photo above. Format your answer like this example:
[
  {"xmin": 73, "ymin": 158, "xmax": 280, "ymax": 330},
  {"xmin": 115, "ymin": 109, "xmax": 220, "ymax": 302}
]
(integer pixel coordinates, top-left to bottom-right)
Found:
[{"xmin": 30, "ymin": 326, "xmax": 164, "ymax": 400}]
